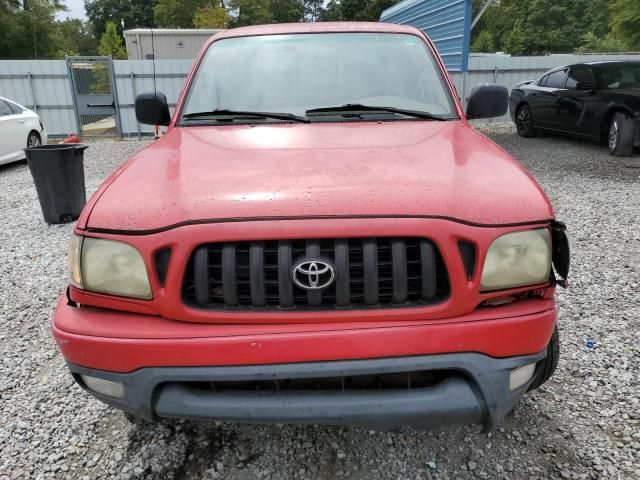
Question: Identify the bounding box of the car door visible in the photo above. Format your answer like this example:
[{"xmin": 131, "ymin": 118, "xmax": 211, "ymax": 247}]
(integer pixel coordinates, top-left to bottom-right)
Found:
[
  {"xmin": 555, "ymin": 66, "xmax": 601, "ymax": 138},
  {"xmin": 534, "ymin": 69, "xmax": 569, "ymax": 129},
  {"xmin": 0, "ymin": 100, "xmax": 25, "ymax": 164}
]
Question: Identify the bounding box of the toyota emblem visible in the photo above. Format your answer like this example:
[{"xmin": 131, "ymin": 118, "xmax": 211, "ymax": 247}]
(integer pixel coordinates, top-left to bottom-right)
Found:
[{"xmin": 291, "ymin": 258, "xmax": 335, "ymax": 290}]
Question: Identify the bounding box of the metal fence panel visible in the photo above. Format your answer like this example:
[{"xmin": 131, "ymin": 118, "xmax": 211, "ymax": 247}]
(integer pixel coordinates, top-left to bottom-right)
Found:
[
  {"xmin": 0, "ymin": 60, "xmax": 75, "ymax": 135},
  {"xmin": 113, "ymin": 60, "xmax": 192, "ymax": 136}
]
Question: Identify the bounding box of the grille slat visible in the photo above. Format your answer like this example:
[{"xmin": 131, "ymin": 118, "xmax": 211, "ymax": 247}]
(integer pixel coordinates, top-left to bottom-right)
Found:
[
  {"xmin": 250, "ymin": 242, "xmax": 266, "ymax": 307},
  {"xmin": 334, "ymin": 239, "xmax": 350, "ymax": 307},
  {"xmin": 183, "ymin": 237, "xmax": 449, "ymax": 310},
  {"xmin": 363, "ymin": 239, "xmax": 378, "ymax": 305},
  {"xmin": 222, "ymin": 243, "xmax": 238, "ymax": 306},
  {"xmin": 194, "ymin": 246, "xmax": 210, "ymax": 305},
  {"xmin": 277, "ymin": 241, "xmax": 294, "ymax": 308},
  {"xmin": 420, "ymin": 240, "xmax": 437, "ymax": 299},
  {"xmin": 391, "ymin": 239, "xmax": 408, "ymax": 304}
]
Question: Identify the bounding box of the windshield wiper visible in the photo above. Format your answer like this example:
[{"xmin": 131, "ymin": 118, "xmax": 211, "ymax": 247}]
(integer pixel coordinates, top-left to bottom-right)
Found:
[
  {"xmin": 182, "ymin": 109, "xmax": 309, "ymax": 123},
  {"xmin": 306, "ymin": 104, "xmax": 449, "ymax": 121}
]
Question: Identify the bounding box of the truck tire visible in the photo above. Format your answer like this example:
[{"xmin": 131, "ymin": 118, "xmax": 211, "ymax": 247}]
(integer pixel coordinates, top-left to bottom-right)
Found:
[
  {"xmin": 528, "ymin": 326, "xmax": 559, "ymax": 392},
  {"xmin": 608, "ymin": 112, "xmax": 635, "ymax": 157}
]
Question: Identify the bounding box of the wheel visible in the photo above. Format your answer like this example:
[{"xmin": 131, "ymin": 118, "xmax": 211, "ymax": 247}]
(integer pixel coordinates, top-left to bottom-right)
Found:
[
  {"xmin": 608, "ymin": 112, "xmax": 635, "ymax": 157},
  {"xmin": 27, "ymin": 131, "xmax": 41, "ymax": 148},
  {"xmin": 515, "ymin": 104, "xmax": 537, "ymax": 138},
  {"xmin": 528, "ymin": 326, "xmax": 559, "ymax": 392}
]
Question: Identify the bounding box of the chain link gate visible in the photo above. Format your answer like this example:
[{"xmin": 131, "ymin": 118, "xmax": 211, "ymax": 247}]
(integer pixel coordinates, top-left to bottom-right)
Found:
[{"xmin": 66, "ymin": 56, "xmax": 122, "ymax": 137}]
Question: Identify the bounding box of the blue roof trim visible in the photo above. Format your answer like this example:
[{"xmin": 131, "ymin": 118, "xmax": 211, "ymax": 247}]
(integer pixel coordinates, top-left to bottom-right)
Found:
[{"xmin": 380, "ymin": 0, "xmax": 472, "ymax": 72}]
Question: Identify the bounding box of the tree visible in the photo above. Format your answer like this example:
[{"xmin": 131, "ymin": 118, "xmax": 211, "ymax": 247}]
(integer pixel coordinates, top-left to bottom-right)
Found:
[
  {"xmin": 85, "ymin": 0, "xmax": 155, "ymax": 38},
  {"xmin": 97, "ymin": 21, "xmax": 126, "ymax": 58},
  {"xmin": 269, "ymin": 0, "xmax": 303, "ymax": 23},
  {"xmin": 154, "ymin": 0, "xmax": 212, "ymax": 28},
  {"xmin": 193, "ymin": 3, "xmax": 230, "ymax": 28},
  {"xmin": 302, "ymin": 0, "xmax": 323, "ymax": 21},
  {"xmin": 320, "ymin": 0, "xmax": 400, "ymax": 21},
  {"xmin": 229, "ymin": 0, "xmax": 273, "ymax": 26},
  {"xmin": 470, "ymin": 0, "xmax": 630, "ymax": 55},
  {"xmin": 610, "ymin": 0, "xmax": 640, "ymax": 50},
  {"xmin": 576, "ymin": 32, "xmax": 628, "ymax": 54},
  {"xmin": 55, "ymin": 19, "xmax": 97, "ymax": 56},
  {"xmin": 0, "ymin": 0, "xmax": 68, "ymax": 59}
]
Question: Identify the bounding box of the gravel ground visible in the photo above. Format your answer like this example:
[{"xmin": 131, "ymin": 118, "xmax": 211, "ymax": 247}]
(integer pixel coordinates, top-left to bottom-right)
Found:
[{"xmin": 0, "ymin": 125, "xmax": 639, "ymax": 480}]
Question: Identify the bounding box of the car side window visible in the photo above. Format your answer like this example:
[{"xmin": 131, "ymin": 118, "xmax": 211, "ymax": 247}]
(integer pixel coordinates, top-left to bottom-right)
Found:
[
  {"xmin": 566, "ymin": 67, "xmax": 594, "ymax": 89},
  {"xmin": 6, "ymin": 101, "xmax": 24, "ymax": 114},
  {"xmin": 538, "ymin": 75, "xmax": 549, "ymax": 87},
  {"xmin": 545, "ymin": 69, "xmax": 568, "ymax": 89},
  {"xmin": 0, "ymin": 100, "xmax": 14, "ymax": 116}
]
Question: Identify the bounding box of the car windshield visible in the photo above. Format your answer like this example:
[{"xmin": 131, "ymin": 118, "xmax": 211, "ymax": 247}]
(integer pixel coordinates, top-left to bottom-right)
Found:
[
  {"xmin": 180, "ymin": 32, "xmax": 457, "ymax": 122},
  {"xmin": 595, "ymin": 64, "xmax": 640, "ymax": 90}
]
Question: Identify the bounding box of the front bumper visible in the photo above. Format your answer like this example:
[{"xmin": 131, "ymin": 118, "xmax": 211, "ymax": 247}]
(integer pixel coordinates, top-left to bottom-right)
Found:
[
  {"xmin": 53, "ymin": 295, "xmax": 556, "ymax": 431},
  {"xmin": 69, "ymin": 350, "xmax": 546, "ymax": 431}
]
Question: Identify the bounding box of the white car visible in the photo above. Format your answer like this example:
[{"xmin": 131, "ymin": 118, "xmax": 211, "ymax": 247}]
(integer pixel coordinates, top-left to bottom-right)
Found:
[{"xmin": 0, "ymin": 96, "xmax": 48, "ymax": 166}]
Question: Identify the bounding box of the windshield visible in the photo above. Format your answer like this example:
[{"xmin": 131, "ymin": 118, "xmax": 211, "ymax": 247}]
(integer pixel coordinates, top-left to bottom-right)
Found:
[
  {"xmin": 595, "ymin": 64, "xmax": 640, "ymax": 90},
  {"xmin": 180, "ymin": 32, "xmax": 457, "ymax": 122}
]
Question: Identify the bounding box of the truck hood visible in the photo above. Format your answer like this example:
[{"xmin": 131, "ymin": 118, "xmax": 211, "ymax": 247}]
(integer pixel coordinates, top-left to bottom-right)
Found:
[{"xmin": 83, "ymin": 121, "xmax": 553, "ymax": 232}]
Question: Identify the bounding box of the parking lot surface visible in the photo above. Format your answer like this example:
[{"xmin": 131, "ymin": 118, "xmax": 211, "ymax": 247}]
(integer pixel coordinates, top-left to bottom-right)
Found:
[{"xmin": 0, "ymin": 125, "xmax": 638, "ymax": 480}]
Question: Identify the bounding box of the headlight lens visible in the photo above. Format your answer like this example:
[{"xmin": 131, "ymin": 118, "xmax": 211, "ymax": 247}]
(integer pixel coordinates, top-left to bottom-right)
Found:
[
  {"xmin": 68, "ymin": 236, "xmax": 152, "ymax": 300},
  {"xmin": 480, "ymin": 228, "xmax": 551, "ymax": 292},
  {"xmin": 68, "ymin": 235, "xmax": 83, "ymax": 288}
]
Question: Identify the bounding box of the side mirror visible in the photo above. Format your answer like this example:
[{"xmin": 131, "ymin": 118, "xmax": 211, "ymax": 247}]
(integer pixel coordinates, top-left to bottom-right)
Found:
[
  {"xmin": 576, "ymin": 82, "xmax": 595, "ymax": 91},
  {"xmin": 465, "ymin": 84, "xmax": 509, "ymax": 119},
  {"xmin": 135, "ymin": 92, "xmax": 171, "ymax": 126}
]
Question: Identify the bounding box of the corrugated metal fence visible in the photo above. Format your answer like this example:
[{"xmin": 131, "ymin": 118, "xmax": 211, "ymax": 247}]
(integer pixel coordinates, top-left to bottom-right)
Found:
[{"xmin": 2, "ymin": 53, "xmax": 640, "ymax": 136}]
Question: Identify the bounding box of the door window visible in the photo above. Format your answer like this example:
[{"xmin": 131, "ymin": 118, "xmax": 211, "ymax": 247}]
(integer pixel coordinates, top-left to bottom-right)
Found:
[
  {"xmin": 545, "ymin": 70, "xmax": 568, "ymax": 89},
  {"xmin": 566, "ymin": 67, "xmax": 594, "ymax": 89},
  {"xmin": 0, "ymin": 100, "xmax": 14, "ymax": 116}
]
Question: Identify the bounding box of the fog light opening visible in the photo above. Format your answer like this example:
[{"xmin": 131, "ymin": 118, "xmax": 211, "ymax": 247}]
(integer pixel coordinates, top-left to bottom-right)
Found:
[
  {"xmin": 509, "ymin": 363, "xmax": 536, "ymax": 391},
  {"xmin": 80, "ymin": 375, "xmax": 124, "ymax": 399}
]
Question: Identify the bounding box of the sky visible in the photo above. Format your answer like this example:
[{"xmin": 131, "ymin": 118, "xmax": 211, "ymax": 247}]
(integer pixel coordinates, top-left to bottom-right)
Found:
[{"xmin": 57, "ymin": 0, "xmax": 86, "ymax": 20}]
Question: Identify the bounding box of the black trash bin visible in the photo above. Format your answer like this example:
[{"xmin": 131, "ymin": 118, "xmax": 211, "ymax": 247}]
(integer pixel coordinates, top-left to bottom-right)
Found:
[{"xmin": 24, "ymin": 144, "xmax": 88, "ymax": 224}]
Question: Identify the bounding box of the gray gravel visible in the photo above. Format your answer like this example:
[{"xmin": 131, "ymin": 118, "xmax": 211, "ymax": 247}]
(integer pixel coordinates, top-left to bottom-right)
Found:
[{"xmin": 0, "ymin": 126, "xmax": 639, "ymax": 480}]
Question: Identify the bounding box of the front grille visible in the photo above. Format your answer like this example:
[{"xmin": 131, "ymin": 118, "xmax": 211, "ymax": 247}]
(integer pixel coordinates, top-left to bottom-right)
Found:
[
  {"xmin": 183, "ymin": 237, "xmax": 449, "ymax": 310},
  {"xmin": 182, "ymin": 370, "xmax": 458, "ymax": 393}
]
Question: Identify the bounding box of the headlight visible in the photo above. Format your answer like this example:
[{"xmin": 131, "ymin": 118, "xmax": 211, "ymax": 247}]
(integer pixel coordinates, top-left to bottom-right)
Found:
[
  {"xmin": 480, "ymin": 229, "xmax": 551, "ymax": 292},
  {"xmin": 68, "ymin": 235, "xmax": 152, "ymax": 299}
]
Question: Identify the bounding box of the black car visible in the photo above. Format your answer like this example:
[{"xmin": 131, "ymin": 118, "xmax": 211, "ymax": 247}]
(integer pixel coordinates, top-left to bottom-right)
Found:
[{"xmin": 510, "ymin": 61, "xmax": 640, "ymax": 156}]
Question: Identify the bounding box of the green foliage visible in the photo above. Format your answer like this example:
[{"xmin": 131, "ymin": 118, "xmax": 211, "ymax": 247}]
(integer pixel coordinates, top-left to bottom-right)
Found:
[
  {"xmin": 321, "ymin": 0, "xmax": 401, "ymax": 21},
  {"xmin": 576, "ymin": 32, "xmax": 629, "ymax": 54},
  {"xmin": 56, "ymin": 19, "xmax": 97, "ymax": 56},
  {"xmin": 471, "ymin": 0, "xmax": 640, "ymax": 55},
  {"xmin": 193, "ymin": 4, "xmax": 230, "ymax": 28},
  {"xmin": 302, "ymin": 0, "xmax": 323, "ymax": 21},
  {"xmin": 269, "ymin": 0, "xmax": 304, "ymax": 23},
  {"xmin": 85, "ymin": 0, "xmax": 154, "ymax": 38},
  {"xmin": 154, "ymin": 0, "xmax": 210, "ymax": 28},
  {"xmin": 0, "ymin": 0, "xmax": 70, "ymax": 59},
  {"xmin": 610, "ymin": 0, "xmax": 640, "ymax": 50},
  {"xmin": 97, "ymin": 21, "xmax": 127, "ymax": 58},
  {"xmin": 228, "ymin": 0, "xmax": 274, "ymax": 26}
]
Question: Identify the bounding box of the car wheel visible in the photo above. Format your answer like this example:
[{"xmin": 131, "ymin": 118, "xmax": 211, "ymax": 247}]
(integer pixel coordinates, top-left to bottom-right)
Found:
[
  {"xmin": 516, "ymin": 105, "xmax": 537, "ymax": 138},
  {"xmin": 608, "ymin": 112, "xmax": 634, "ymax": 157},
  {"xmin": 528, "ymin": 326, "xmax": 559, "ymax": 392},
  {"xmin": 27, "ymin": 131, "xmax": 41, "ymax": 148}
]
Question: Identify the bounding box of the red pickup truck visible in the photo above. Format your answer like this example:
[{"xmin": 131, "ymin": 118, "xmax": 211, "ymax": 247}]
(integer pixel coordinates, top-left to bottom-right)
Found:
[{"xmin": 52, "ymin": 22, "xmax": 569, "ymax": 431}]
